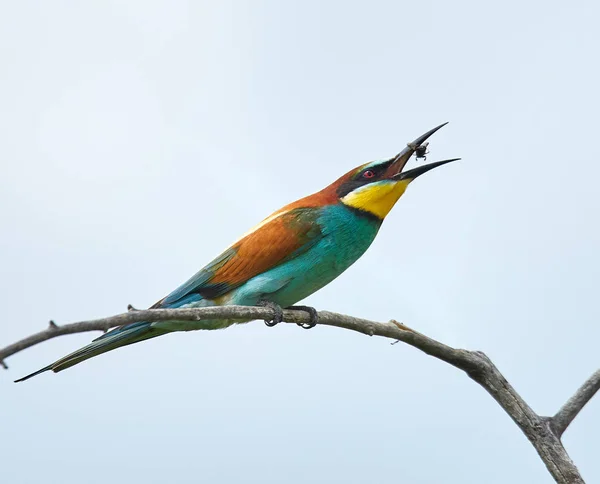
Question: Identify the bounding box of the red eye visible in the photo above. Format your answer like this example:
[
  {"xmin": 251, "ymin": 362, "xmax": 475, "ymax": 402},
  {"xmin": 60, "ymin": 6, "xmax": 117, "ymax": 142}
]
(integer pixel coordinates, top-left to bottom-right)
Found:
[{"xmin": 362, "ymin": 170, "xmax": 375, "ymax": 179}]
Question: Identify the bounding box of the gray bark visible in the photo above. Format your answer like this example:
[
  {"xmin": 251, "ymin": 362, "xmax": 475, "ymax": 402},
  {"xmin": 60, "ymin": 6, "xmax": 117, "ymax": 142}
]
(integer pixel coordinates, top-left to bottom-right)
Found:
[{"xmin": 1, "ymin": 306, "xmax": 597, "ymax": 483}]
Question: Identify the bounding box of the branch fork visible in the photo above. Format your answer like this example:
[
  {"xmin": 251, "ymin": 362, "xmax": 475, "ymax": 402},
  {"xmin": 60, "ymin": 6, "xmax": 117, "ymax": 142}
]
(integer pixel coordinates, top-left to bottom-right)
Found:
[{"xmin": 0, "ymin": 306, "xmax": 597, "ymax": 483}]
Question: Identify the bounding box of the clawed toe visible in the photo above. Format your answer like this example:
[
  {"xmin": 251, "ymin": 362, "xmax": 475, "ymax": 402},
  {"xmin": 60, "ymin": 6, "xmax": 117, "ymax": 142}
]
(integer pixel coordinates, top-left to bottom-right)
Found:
[
  {"xmin": 258, "ymin": 302, "xmax": 319, "ymax": 329},
  {"xmin": 260, "ymin": 300, "xmax": 284, "ymax": 327},
  {"xmin": 287, "ymin": 305, "xmax": 319, "ymax": 329}
]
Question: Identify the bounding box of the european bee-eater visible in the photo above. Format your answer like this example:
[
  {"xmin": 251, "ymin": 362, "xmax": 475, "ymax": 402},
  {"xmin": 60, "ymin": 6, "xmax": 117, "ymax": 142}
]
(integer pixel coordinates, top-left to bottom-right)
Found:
[{"xmin": 16, "ymin": 123, "xmax": 458, "ymax": 382}]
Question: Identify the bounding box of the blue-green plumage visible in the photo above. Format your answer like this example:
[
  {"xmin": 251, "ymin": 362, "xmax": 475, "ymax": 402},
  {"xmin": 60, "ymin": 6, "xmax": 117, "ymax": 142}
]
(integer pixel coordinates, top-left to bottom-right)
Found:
[
  {"xmin": 155, "ymin": 204, "xmax": 381, "ymax": 331},
  {"xmin": 16, "ymin": 205, "xmax": 381, "ymax": 382},
  {"xmin": 241, "ymin": 205, "xmax": 381, "ymax": 307},
  {"xmin": 15, "ymin": 122, "xmax": 457, "ymax": 382}
]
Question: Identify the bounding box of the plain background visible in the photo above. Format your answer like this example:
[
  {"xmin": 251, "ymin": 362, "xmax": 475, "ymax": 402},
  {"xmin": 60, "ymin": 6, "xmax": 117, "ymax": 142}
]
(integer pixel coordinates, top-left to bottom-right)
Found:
[{"xmin": 1, "ymin": 1, "xmax": 599, "ymax": 483}]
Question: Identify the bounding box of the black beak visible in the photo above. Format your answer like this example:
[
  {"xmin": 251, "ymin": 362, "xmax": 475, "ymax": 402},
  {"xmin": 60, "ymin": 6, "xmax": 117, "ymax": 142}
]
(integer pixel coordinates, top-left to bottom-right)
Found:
[
  {"xmin": 394, "ymin": 158, "xmax": 460, "ymax": 181},
  {"xmin": 388, "ymin": 122, "xmax": 449, "ymax": 174}
]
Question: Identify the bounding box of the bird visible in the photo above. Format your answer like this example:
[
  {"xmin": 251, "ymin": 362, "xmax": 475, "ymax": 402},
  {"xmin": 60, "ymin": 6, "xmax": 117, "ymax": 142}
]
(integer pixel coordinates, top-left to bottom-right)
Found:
[{"xmin": 16, "ymin": 123, "xmax": 459, "ymax": 382}]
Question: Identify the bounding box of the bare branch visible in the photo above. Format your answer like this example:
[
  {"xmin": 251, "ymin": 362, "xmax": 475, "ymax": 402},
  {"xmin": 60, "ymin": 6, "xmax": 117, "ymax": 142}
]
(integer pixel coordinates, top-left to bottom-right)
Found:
[
  {"xmin": 1, "ymin": 306, "xmax": 595, "ymax": 483},
  {"xmin": 0, "ymin": 308, "xmax": 470, "ymax": 366},
  {"xmin": 552, "ymin": 369, "xmax": 600, "ymax": 438}
]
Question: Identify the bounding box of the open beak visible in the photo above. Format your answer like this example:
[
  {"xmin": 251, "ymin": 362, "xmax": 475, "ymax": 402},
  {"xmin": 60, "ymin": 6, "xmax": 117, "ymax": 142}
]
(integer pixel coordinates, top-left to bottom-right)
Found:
[
  {"xmin": 393, "ymin": 158, "xmax": 460, "ymax": 181},
  {"xmin": 387, "ymin": 122, "xmax": 459, "ymax": 181},
  {"xmin": 387, "ymin": 122, "xmax": 449, "ymax": 175}
]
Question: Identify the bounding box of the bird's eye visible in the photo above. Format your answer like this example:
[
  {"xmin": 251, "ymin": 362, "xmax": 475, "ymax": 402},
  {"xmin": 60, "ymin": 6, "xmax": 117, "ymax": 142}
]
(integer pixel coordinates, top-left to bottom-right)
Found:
[{"xmin": 362, "ymin": 170, "xmax": 375, "ymax": 179}]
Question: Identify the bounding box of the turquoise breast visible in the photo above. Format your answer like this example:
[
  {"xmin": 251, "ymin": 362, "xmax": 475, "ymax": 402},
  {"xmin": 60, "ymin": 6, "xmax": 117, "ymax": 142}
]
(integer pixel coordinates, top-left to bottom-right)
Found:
[
  {"xmin": 154, "ymin": 205, "xmax": 382, "ymax": 331},
  {"xmin": 238, "ymin": 204, "xmax": 382, "ymax": 308}
]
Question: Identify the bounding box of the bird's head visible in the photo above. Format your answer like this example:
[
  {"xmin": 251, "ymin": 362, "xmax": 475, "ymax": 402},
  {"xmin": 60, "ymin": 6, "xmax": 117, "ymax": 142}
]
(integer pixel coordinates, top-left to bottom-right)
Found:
[{"xmin": 330, "ymin": 123, "xmax": 459, "ymax": 220}]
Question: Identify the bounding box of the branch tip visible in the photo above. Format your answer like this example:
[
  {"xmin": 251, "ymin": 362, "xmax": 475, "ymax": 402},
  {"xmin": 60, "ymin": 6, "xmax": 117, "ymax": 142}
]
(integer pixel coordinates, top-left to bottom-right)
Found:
[
  {"xmin": 552, "ymin": 369, "xmax": 600, "ymax": 438},
  {"xmin": 0, "ymin": 305, "xmax": 591, "ymax": 483}
]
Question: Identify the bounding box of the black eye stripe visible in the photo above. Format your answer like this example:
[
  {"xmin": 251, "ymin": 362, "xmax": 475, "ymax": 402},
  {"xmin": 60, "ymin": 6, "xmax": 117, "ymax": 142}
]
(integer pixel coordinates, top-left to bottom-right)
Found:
[
  {"xmin": 338, "ymin": 169, "xmax": 381, "ymax": 198},
  {"xmin": 336, "ymin": 160, "xmax": 393, "ymax": 198}
]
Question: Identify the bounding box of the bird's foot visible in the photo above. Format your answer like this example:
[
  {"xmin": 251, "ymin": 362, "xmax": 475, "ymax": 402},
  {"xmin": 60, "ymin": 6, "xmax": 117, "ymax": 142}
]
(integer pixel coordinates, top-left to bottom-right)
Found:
[
  {"xmin": 259, "ymin": 300, "xmax": 284, "ymax": 327},
  {"xmin": 127, "ymin": 304, "xmax": 138, "ymax": 312},
  {"xmin": 287, "ymin": 305, "xmax": 319, "ymax": 329}
]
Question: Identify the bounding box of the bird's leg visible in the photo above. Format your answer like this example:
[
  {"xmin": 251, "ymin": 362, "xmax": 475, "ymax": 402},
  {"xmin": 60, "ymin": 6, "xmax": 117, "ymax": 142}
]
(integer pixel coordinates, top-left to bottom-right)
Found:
[
  {"xmin": 259, "ymin": 300, "xmax": 284, "ymax": 327},
  {"xmin": 286, "ymin": 305, "xmax": 319, "ymax": 329}
]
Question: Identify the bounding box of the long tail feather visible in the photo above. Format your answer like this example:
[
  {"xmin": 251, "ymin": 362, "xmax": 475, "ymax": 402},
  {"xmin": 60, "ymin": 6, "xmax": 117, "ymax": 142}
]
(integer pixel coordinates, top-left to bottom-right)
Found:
[{"xmin": 15, "ymin": 322, "xmax": 166, "ymax": 382}]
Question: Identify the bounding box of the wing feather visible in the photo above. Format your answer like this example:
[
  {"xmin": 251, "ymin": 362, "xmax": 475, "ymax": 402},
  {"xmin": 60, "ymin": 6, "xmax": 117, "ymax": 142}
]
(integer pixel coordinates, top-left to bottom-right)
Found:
[{"xmin": 154, "ymin": 208, "xmax": 323, "ymax": 308}]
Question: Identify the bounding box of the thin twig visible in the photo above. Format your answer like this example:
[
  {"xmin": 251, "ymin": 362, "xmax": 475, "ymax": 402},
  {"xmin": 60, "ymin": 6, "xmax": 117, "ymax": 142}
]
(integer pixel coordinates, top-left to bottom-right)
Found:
[
  {"xmin": 0, "ymin": 308, "xmax": 479, "ymax": 372},
  {"xmin": 552, "ymin": 369, "xmax": 600, "ymax": 438},
  {"xmin": 0, "ymin": 306, "xmax": 595, "ymax": 483}
]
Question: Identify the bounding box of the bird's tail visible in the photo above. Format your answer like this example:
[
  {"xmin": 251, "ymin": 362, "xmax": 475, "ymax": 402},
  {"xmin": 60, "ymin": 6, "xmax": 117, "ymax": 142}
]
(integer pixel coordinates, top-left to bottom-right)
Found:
[{"xmin": 14, "ymin": 322, "xmax": 167, "ymax": 382}]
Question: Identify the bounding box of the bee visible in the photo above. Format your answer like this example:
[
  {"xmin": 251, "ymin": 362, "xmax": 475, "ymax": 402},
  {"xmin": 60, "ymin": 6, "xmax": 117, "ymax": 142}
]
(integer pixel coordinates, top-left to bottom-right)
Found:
[{"xmin": 415, "ymin": 142, "xmax": 429, "ymax": 161}]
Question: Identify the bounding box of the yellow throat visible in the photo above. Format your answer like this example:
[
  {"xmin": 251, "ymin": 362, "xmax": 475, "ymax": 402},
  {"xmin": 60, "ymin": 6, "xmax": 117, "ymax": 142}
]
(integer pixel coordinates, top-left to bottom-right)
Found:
[{"xmin": 340, "ymin": 179, "xmax": 411, "ymax": 219}]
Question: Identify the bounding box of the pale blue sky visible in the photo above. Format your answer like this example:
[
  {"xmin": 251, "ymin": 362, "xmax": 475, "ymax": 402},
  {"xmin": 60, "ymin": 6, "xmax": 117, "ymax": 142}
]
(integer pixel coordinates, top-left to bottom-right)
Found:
[{"xmin": 1, "ymin": 1, "xmax": 599, "ymax": 483}]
